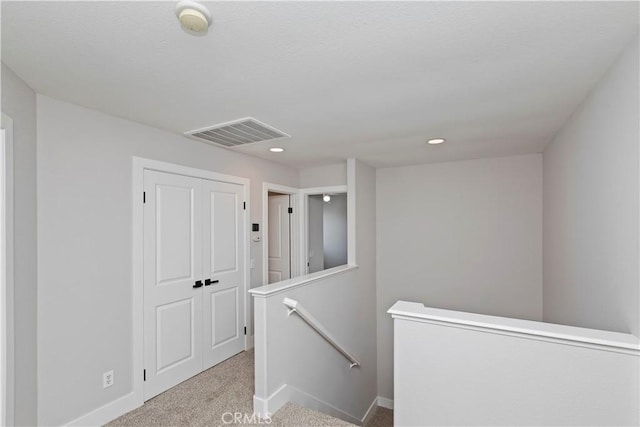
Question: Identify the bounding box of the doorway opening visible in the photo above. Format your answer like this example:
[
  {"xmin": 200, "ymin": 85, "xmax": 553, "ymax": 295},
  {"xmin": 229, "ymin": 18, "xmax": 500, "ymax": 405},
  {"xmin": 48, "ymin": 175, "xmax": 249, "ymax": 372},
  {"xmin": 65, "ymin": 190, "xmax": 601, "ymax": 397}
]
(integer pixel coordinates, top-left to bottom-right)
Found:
[
  {"xmin": 263, "ymin": 183, "xmax": 350, "ymax": 284},
  {"xmin": 300, "ymin": 186, "xmax": 348, "ymax": 275},
  {"xmin": 267, "ymin": 192, "xmax": 292, "ymax": 284},
  {"xmin": 262, "ymin": 183, "xmax": 299, "ymax": 286},
  {"xmin": 306, "ymin": 192, "xmax": 348, "ymax": 274}
]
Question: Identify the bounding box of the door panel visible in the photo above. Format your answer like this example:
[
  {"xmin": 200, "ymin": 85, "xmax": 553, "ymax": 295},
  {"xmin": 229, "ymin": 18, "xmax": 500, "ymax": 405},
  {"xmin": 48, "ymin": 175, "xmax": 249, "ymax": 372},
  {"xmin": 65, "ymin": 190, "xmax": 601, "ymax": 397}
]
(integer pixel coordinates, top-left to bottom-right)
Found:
[
  {"xmin": 156, "ymin": 298, "xmax": 195, "ymax": 372},
  {"xmin": 144, "ymin": 170, "xmax": 203, "ymax": 400},
  {"xmin": 210, "ymin": 192, "xmax": 238, "ymax": 275},
  {"xmin": 269, "ymin": 207, "xmax": 283, "ymax": 258},
  {"xmin": 156, "ymin": 185, "xmax": 194, "ymax": 285},
  {"xmin": 211, "ymin": 288, "xmax": 238, "ymax": 347},
  {"xmin": 268, "ymin": 194, "xmax": 291, "ymax": 283},
  {"xmin": 202, "ymin": 180, "xmax": 245, "ymax": 369}
]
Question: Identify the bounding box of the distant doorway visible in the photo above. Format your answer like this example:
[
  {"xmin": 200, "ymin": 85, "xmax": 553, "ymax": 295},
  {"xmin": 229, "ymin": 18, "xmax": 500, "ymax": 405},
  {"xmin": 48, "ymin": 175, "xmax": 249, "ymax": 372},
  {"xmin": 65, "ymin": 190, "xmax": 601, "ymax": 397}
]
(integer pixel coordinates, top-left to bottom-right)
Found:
[
  {"xmin": 305, "ymin": 192, "xmax": 348, "ymax": 274},
  {"xmin": 267, "ymin": 193, "xmax": 292, "ymax": 283},
  {"xmin": 262, "ymin": 183, "xmax": 299, "ymax": 285}
]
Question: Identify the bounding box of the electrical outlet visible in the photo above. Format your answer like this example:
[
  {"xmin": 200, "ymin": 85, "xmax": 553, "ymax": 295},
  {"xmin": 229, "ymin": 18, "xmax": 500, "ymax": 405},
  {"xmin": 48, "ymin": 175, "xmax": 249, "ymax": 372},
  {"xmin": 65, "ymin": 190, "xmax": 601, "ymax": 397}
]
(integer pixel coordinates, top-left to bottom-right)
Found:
[{"xmin": 103, "ymin": 370, "xmax": 114, "ymax": 388}]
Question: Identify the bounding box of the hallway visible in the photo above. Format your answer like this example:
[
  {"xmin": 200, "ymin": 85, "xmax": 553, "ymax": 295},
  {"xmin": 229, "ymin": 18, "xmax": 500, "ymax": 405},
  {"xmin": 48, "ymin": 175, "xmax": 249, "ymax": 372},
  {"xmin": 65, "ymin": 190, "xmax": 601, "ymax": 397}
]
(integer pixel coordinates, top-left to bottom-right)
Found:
[{"xmin": 108, "ymin": 350, "xmax": 392, "ymax": 427}]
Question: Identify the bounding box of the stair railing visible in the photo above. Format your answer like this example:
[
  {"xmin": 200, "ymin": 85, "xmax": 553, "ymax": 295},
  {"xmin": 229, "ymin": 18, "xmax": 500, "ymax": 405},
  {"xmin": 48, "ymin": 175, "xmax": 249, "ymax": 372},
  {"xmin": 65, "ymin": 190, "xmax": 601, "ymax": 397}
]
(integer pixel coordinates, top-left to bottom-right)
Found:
[{"xmin": 283, "ymin": 297, "xmax": 360, "ymax": 369}]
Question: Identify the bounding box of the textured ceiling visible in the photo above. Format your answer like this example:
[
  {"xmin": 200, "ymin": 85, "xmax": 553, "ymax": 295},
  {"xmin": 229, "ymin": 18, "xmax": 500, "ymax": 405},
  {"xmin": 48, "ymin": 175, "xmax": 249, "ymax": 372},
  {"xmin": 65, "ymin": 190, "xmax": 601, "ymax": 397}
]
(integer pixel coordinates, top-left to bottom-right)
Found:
[{"xmin": 2, "ymin": 1, "xmax": 638, "ymax": 168}]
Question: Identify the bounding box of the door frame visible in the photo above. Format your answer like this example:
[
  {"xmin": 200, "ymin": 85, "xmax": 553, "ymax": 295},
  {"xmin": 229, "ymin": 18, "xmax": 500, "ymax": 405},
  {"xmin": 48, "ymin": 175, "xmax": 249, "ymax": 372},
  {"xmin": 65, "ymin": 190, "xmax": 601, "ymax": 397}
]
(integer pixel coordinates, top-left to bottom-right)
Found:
[
  {"xmin": 132, "ymin": 157, "xmax": 250, "ymax": 406},
  {"xmin": 262, "ymin": 183, "xmax": 299, "ymax": 285},
  {"xmin": 0, "ymin": 114, "xmax": 14, "ymax": 427},
  {"xmin": 298, "ymin": 185, "xmax": 348, "ymax": 275}
]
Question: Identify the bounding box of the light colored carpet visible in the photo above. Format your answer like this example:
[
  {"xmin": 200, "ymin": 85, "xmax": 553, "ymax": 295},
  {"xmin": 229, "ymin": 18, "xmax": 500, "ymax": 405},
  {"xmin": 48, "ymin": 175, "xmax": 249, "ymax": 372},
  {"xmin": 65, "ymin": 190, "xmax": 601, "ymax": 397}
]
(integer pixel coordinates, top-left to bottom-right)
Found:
[
  {"xmin": 363, "ymin": 407, "xmax": 393, "ymax": 427},
  {"xmin": 107, "ymin": 349, "xmax": 392, "ymax": 427}
]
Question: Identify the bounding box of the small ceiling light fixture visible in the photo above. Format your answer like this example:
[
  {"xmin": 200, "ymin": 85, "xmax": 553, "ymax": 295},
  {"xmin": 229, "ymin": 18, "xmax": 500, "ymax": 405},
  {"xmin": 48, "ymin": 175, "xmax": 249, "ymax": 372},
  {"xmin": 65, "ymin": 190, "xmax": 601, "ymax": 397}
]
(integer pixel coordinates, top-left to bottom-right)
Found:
[
  {"xmin": 427, "ymin": 138, "xmax": 446, "ymax": 145},
  {"xmin": 323, "ymin": 194, "xmax": 331, "ymax": 203},
  {"xmin": 269, "ymin": 147, "xmax": 285, "ymax": 153},
  {"xmin": 175, "ymin": 0, "xmax": 212, "ymax": 35}
]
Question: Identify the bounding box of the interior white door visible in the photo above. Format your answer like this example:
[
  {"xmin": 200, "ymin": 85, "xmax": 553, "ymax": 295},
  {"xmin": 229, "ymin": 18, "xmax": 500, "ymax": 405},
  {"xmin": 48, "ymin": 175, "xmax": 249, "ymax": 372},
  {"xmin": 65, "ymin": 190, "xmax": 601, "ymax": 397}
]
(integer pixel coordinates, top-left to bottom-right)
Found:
[
  {"xmin": 201, "ymin": 180, "xmax": 245, "ymax": 369},
  {"xmin": 143, "ymin": 170, "xmax": 203, "ymax": 400},
  {"xmin": 268, "ymin": 194, "xmax": 291, "ymax": 284}
]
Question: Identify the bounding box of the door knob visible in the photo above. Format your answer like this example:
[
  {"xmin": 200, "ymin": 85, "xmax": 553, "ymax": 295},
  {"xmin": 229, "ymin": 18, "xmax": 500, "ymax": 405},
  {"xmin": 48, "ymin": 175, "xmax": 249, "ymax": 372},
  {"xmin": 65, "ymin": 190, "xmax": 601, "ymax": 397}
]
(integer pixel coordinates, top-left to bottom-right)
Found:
[
  {"xmin": 205, "ymin": 279, "xmax": 219, "ymax": 286},
  {"xmin": 193, "ymin": 280, "xmax": 203, "ymax": 288}
]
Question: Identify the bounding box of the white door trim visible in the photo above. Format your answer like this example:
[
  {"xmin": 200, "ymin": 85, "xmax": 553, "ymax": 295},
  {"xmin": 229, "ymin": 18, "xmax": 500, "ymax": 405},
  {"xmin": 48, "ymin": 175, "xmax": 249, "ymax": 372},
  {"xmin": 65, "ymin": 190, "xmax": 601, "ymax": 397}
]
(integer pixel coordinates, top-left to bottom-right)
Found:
[
  {"xmin": 262, "ymin": 183, "xmax": 299, "ymax": 286},
  {"xmin": 298, "ymin": 185, "xmax": 348, "ymax": 275},
  {"xmin": 0, "ymin": 113, "xmax": 14, "ymax": 427},
  {"xmin": 132, "ymin": 157, "xmax": 250, "ymax": 407}
]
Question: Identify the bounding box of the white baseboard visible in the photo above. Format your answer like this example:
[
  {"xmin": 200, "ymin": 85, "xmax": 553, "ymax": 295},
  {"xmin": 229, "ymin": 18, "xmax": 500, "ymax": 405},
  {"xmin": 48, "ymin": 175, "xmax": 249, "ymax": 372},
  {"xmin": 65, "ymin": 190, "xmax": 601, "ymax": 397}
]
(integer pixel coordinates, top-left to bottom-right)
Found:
[
  {"xmin": 246, "ymin": 334, "xmax": 255, "ymax": 350},
  {"xmin": 253, "ymin": 384, "xmax": 291, "ymax": 419},
  {"xmin": 65, "ymin": 391, "xmax": 141, "ymax": 427},
  {"xmin": 376, "ymin": 396, "xmax": 394, "ymax": 410},
  {"xmin": 288, "ymin": 385, "xmax": 362, "ymax": 425},
  {"xmin": 254, "ymin": 384, "xmax": 375, "ymax": 425},
  {"xmin": 360, "ymin": 396, "xmax": 378, "ymax": 426}
]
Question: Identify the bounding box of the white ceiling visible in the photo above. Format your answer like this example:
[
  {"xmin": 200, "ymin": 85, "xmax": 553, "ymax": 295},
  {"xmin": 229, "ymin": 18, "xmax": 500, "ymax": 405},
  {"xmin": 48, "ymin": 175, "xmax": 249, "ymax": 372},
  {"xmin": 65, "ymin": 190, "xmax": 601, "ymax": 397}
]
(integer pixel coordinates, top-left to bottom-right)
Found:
[{"xmin": 2, "ymin": 1, "xmax": 638, "ymax": 168}]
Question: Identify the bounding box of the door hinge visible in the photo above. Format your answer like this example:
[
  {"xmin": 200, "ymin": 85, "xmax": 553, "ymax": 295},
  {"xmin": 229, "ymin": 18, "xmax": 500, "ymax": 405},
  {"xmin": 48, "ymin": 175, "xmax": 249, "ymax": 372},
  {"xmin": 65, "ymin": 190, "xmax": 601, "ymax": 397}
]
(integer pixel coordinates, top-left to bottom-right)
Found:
[
  {"xmin": 243, "ymin": 201, "xmax": 246, "ymax": 210},
  {"xmin": 143, "ymin": 369, "xmax": 146, "ymax": 381},
  {"xmin": 143, "ymin": 192, "xmax": 146, "ymax": 204},
  {"xmin": 288, "ymin": 207, "xmax": 293, "ymax": 214},
  {"xmin": 244, "ymin": 326, "xmax": 247, "ymax": 335}
]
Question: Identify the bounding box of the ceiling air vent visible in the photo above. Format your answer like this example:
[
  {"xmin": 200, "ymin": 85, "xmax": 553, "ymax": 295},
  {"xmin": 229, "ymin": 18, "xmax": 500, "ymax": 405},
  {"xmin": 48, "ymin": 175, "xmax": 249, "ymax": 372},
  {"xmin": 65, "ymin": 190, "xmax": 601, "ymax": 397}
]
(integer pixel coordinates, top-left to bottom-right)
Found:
[{"xmin": 185, "ymin": 117, "xmax": 290, "ymax": 148}]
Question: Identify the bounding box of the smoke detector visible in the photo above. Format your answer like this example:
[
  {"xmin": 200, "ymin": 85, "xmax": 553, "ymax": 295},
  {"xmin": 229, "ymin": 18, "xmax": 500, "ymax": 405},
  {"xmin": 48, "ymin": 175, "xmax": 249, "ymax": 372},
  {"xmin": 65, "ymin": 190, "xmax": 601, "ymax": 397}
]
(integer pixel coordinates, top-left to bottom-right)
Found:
[{"xmin": 175, "ymin": 0, "xmax": 212, "ymax": 35}]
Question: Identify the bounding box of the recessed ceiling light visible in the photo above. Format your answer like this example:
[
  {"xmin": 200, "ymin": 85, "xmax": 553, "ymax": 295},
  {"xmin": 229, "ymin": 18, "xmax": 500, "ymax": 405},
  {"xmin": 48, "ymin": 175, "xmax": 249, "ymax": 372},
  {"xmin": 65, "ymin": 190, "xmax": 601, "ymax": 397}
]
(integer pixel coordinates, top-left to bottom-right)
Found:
[
  {"xmin": 269, "ymin": 147, "xmax": 285, "ymax": 153},
  {"xmin": 427, "ymin": 138, "xmax": 446, "ymax": 145}
]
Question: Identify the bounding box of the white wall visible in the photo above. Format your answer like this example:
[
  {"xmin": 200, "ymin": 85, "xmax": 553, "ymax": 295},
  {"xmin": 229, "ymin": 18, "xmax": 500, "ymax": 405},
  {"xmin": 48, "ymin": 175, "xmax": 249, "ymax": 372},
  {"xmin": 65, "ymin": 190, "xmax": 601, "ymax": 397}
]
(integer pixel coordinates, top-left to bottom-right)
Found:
[
  {"xmin": 391, "ymin": 302, "xmax": 639, "ymax": 426},
  {"xmin": 308, "ymin": 195, "xmax": 325, "ymax": 273},
  {"xmin": 253, "ymin": 160, "xmax": 377, "ymax": 423},
  {"xmin": 543, "ymin": 35, "xmax": 639, "ymax": 336},
  {"xmin": 323, "ymin": 194, "xmax": 347, "ymax": 269},
  {"xmin": 300, "ymin": 163, "xmax": 346, "ymax": 188},
  {"xmin": 36, "ymin": 95, "xmax": 299, "ymax": 425},
  {"xmin": 1, "ymin": 63, "xmax": 38, "ymax": 426},
  {"xmin": 376, "ymin": 154, "xmax": 543, "ymax": 400}
]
